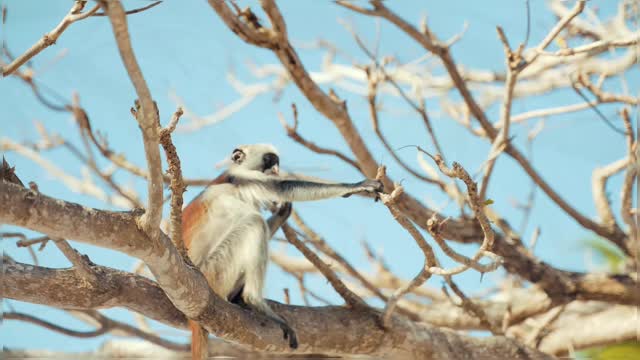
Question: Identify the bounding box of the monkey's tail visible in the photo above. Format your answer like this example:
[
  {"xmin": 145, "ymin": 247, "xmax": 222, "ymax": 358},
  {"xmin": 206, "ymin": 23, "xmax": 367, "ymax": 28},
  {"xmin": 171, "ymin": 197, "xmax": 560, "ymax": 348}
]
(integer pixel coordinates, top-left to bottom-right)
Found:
[{"xmin": 190, "ymin": 320, "xmax": 208, "ymax": 360}]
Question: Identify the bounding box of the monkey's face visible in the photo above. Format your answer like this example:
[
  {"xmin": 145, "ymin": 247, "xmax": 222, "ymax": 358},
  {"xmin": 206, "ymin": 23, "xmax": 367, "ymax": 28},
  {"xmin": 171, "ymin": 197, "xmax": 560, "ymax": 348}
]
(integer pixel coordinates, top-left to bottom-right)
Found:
[{"xmin": 230, "ymin": 144, "xmax": 280, "ymax": 175}]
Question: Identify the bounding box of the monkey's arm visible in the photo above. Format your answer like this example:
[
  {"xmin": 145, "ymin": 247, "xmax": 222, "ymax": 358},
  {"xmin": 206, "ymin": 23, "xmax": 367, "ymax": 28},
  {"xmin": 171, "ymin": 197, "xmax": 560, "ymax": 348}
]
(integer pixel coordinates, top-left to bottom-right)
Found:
[
  {"xmin": 268, "ymin": 178, "xmax": 383, "ymax": 202},
  {"xmin": 266, "ymin": 202, "xmax": 292, "ymax": 238}
]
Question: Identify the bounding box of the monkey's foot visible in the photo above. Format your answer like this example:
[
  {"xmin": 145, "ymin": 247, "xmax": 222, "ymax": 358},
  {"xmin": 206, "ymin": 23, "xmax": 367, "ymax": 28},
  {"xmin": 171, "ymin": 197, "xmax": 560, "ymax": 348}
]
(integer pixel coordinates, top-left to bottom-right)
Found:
[{"xmin": 280, "ymin": 322, "xmax": 298, "ymax": 349}]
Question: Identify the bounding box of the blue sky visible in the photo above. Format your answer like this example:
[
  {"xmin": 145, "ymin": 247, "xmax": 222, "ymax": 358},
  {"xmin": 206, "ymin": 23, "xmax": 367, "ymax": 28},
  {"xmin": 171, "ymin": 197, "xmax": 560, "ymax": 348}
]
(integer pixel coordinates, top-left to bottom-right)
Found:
[{"xmin": 1, "ymin": 0, "xmax": 634, "ymax": 352}]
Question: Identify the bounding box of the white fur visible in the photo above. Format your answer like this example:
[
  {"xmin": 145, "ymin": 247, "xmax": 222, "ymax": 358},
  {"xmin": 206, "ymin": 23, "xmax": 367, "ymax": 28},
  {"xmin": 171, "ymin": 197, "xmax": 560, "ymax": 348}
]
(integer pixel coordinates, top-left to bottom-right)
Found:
[{"xmin": 187, "ymin": 144, "xmax": 371, "ymax": 344}]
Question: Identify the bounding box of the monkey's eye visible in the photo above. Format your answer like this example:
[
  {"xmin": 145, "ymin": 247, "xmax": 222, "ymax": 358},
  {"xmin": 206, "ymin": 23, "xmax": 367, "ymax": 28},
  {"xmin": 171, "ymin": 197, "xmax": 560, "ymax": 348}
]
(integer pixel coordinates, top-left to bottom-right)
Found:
[{"xmin": 231, "ymin": 149, "xmax": 245, "ymax": 164}]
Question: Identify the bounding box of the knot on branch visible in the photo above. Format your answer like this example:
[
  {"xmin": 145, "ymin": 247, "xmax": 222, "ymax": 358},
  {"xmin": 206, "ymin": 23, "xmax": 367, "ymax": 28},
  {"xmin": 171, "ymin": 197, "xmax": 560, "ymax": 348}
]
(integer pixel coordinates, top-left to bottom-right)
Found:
[{"xmin": 328, "ymin": 88, "xmax": 347, "ymax": 111}]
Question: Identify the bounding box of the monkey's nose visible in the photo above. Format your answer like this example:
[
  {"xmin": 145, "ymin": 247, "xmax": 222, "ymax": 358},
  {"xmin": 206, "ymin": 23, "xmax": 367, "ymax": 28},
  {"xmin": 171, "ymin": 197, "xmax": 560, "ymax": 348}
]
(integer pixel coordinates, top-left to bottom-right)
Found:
[{"xmin": 263, "ymin": 153, "xmax": 279, "ymax": 172}]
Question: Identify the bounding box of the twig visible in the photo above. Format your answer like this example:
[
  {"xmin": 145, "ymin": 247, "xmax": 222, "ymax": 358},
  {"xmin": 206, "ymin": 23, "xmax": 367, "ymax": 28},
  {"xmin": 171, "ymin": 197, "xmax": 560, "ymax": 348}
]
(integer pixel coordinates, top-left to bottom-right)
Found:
[
  {"xmin": 279, "ymin": 104, "xmax": 361, "ymax": 172},
  {"xmin": 527, "ymin": 0, "xmax": 586, "ymax": 67},
  {"xmin": 0, "ymin": 139, "xmax": 116, "ymax": 204},
  {"xmin": 81, "ymin": 310, "xmax": 189, "ymax": 351},
  {"xmin": 367, "ymin": 74, "xmax": 445, "ymax": 189},
  {"xmin": 572, "ymin": 74, "xmax": 630, "ymax": 136},
  {"xmin": 1, "ymin": 156, "xmax": 24, "ymax": 186},
  {"xmin": 291, "ymin": 211, "xmax": 389, "ymax": 302},
  {"xmin": 5, "ymin": 310, "xmax": 188, "ymax": 351},
  {"xmin": 479, "ymin": 26, "xmax": 521, "ymax": 201},
  {"xmin": 2, "ymin": 232, "xmax": 45, "ymax": 264},
  {"xmin": 283, "ymin": 288, "xmax": 290, "ymax": 305},
  {"xmin": 538, "ymin": 35, "xmax": 639, "ymax": 57},
  {"xmin": 444, "ymin": 277, "xmax": 501, "ymax": 334},
  {"xmin": 524, "ymin": 305, "xmax": 566, "ymax": 348},
  {"xmin": 366, "ymin": 68, "xmax": 444, "ymax": 186},
  {"xmin": 281, "ymin": 223, "xmax": 366, "ymax": 308},
  {"xmin": 68, "ymin": 103, "xmax": 209, "ymax": 187},
  {"xmin": 528, "ymin": 227, "xmax": 541, "ymax": 254},
  {"xmin": 14, "ymin": 235, "xmax": 50, "ymax": 250},
  {"xmin": 592, "ymin": 157, "xmax": 628, "ymax": 230},
  {"xmin": 5, "ymin": 312, "xmax": 108, "ymax": 338},
  {"xmin": 53, "ymin": 238, "xmax": 98, "ymax": 283},
  {"xmin": 92, "ymin": 0, "xmax": 162, "ymax": 16},
  {"xmin": 1, "ymin": 1, "xmax": 100, "ymax": 77},
  {"xmin": 70, "ymin": 102, "xmax": 143, "ymax": 208},
  {"xmin": 342, "ymin": 18, "xmax": 450, "ymax": 177},
  {"xmin": 620, "ymin": 108, "xmax": 637, "ymax": 244},
  {"xmin": 420, "ymin": 149, "xmax": 503, "ymax": 275},
  {"xmin": 426, "ymin": 216, "xmax": 501, "ymax": 274},
  {"xmin": 159, "ymin": 107, "xmax": 187, "ymax": 257},
  {"xmin": 377, "ymin": 166, "xmax": 438, "ymax": 328}
]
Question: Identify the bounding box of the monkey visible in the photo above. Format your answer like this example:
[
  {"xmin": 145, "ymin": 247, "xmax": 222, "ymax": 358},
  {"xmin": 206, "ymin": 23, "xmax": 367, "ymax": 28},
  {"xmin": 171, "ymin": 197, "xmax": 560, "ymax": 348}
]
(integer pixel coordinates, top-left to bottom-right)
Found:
[{"xmin": 182, "ymin": 144, "xmax": 383, "ymax": 359}]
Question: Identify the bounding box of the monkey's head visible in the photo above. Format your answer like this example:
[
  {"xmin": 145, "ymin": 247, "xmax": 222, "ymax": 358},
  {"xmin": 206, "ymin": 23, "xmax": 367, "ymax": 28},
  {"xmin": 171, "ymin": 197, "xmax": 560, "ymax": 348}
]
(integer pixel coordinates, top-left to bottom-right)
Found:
[{"xmin": 229, "ymin": 144, "xmax": 280, "ymax": 175}]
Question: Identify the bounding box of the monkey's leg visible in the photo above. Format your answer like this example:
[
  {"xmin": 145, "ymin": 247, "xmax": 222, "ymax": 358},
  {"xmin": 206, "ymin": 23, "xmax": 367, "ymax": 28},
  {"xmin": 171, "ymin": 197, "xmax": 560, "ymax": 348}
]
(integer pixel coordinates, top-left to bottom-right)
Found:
[{"xmin": 239, "ymin": 216, "xmax": 298, "ymax": 349}]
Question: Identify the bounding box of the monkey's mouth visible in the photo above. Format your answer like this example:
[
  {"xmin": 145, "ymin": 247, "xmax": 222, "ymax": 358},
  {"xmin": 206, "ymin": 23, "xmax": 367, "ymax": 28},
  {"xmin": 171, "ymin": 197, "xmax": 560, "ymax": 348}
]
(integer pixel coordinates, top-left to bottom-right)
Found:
[{"xmin": 263, "ymin": 165, "xmax": 279, "ymax": 176}]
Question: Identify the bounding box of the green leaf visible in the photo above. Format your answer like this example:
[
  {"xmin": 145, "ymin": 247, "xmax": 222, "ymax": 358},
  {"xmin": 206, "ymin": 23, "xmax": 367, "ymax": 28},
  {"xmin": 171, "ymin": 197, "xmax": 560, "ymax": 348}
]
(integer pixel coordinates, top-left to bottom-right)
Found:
[
  {"xmin": 483, "ymin": 199, "xmax": 494, "ymax": 206},
  {"xmin": 580, "ymin": 341, "xmax": 640, "ymax": 360},
  {"xmin": 581, "ymin": 238, "xmax": 626, "ymax": 273}
]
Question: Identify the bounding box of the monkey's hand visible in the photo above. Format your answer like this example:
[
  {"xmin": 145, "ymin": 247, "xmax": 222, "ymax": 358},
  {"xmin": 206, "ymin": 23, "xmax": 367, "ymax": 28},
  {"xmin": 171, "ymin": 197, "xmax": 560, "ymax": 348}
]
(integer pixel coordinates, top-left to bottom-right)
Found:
[
  {"xmin": 343, "ymin": 179, "xmax": 384, "ymax": 198},
  {"xmin": 276, "ymin": 202, "xmax": 293, "ymax": 218}
]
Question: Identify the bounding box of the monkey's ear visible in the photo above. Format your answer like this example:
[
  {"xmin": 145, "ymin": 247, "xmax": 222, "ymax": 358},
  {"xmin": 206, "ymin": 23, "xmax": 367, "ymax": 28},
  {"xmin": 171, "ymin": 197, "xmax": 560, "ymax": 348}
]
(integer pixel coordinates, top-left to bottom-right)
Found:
[{"xmin": 231, "ymin": 148, "xmax": 246, "ymax": 164}]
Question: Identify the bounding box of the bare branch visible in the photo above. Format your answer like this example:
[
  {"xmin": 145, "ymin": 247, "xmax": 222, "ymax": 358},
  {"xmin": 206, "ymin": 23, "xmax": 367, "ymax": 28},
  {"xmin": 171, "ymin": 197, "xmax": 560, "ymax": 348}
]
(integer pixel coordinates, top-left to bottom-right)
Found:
[
  {"xmin": 377, "ymin": 170, "xmax": 437, "ymax": 327},
  {"xmin": 5, "ymin": 312, "xmax": 109, "ymax": 338},
  {"xmin": 92, "ymin": 0, "xmax": 162, "ymax": 16},
  {"xmin": 539, "ymin": 34, "xmax": 639, "ymax": 57},
  {"xmin": 99, "ymin": 0, "xmax": 163, "ymax": 237},
  {"xmin": 527, "ymin": 0, "xmax": 586, "ymax": 66},
  {"xmin": 159, "ymin": 107, "xmax": 187, "ymax": 257},
  {"xmin": 278, "ymin": 104, "xmax": 361, "ymax": 172},
  {"xmin": 1, "ymin": 1, "xmax": 100, "ymax": 77},
  {"xmin": 291, "ymin": 211, "xmax": 388, "ymax": 302},
  {"xmin": 52, "ymin": 238, "xmax": 98, "ymax": 283},
  {"xmin": 479, "ymin": 26, "xmax": 521, "ymax": 201},
  {"xmin": 592, "ymin": 157, "xmax": 628, "ymax": 231},
  {"xmin": 426, "ymin": 216, "xmax": 501, "ymax": 275},
  {"xmin": 444, "ymin": 277, "xmax": 501, "ymax": 335},
  {"xmin": 537, "ymin": 304, "xmax": 639, "ymax": 356},
  {"xmin": 367, "ymin": 70, "xmax": 444, "ymax": 186},
  {"xmin": 424, "ymin": 151, "xmax": 502, "ymax": 275},
  {"xmin": 281, "ymin": 223, "xmax": 366, "ymax": 308}
]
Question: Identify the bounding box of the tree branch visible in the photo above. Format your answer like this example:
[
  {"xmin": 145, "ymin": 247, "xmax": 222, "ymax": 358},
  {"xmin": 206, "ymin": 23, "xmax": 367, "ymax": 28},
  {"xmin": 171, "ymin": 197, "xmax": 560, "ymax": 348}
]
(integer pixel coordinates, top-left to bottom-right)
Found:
[
  {"xmin": 1, "ymin": 1, "xmax": 100, "ymax": 77},
  {"xmin": 159, "ymin": 107, "xmax": 187, "ymax": 257},
  {"xmin": 281, "ymin": 223, "xmax": 366, "ymax": 308},
  {"xmin": 3, "ymin": 256, "xmax": 553, "ymax": 359},
  {"xmin": 98, "ymin": 0, "xmax": 163, "ymax": 237}
]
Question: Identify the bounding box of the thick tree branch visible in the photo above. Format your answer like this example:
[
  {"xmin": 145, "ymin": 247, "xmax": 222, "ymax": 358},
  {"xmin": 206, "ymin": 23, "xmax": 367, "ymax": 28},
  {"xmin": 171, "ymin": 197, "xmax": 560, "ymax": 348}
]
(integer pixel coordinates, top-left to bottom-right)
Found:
[
  {"xmin": 3, "ymin": 256, "xmax": 187, "ymax": 328},
  {"xmin": 537, "ymin": 304, "xmax": 640, "ymax": 356},
  {"xmin": 3, "ymin": 256, "xmax": 552, "ymax": 359},
  {"xmin": 0, "ymin": 181, "xmax": 295, "ymax": 351}
]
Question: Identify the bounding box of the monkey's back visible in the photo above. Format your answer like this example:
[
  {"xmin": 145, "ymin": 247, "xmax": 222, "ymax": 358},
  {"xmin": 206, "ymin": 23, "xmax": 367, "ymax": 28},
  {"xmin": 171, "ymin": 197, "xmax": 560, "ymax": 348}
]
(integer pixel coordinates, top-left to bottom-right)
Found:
[{"xmin": 183, "ymin": 178, "xmax": 267, "ymax": 296}]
